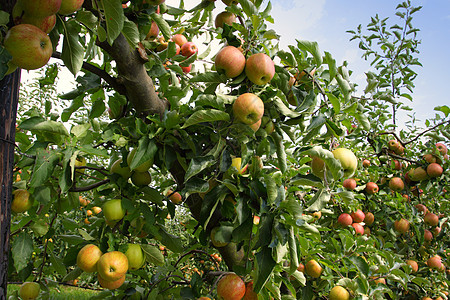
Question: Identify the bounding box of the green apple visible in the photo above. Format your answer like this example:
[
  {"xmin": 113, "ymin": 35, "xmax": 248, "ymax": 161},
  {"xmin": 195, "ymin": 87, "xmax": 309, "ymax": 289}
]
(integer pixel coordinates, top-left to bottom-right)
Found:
[
  {"xmin": 58, "ymin": 0, "xmax": 84, "ymax": 15},
  {"xmin": 131, "ymin": 171, "xmax": 152, "ymax": 187},
  {"xmin": 310, "ymin": 156, "xmax": 326, "ymax": 178},
  {"xmin": 125, "ymin": 244, "xmax": 145, "ymax": 270},
  {"xmin": 214, "ymin": 46, "xmax": 246, "ymax": 78},
  {"xmin": 19, "ymin": 0, "xmax": 61, "ymax": 18},
  {"xmin": 245, "ymin": 53, "xmax": 275, "ymax": 85},
  {"xmin": 210, "ymin": 227, "xmax": 228, "ymax": 248},
  {"xmin": 305, "ymin": 259, "xmax": 323, "ymax": 278},
  {"xmin": 329, "ymin": 286, "xmax": 350, "ymax": 300},
  {"xmin": 110, "ymin": 158, "xmax": 132, "ymax": 179},
  {"xmin": 77, "ymin": 244, "xmax": 103, "ymax": 273},
  {"xmin": 97, "ymin": 251, "xmax": 129, "ymax": 281},
  {"xmin": 102, "ymin": 199, "xmax": 125, "ymax": 225},
  {"xmin": 232, "ymin": 93, "xmax": 264, "ymax": 125},
  {"xmin": 4, "ymin": 24, "xmax": 53, "ymax": 70},
  {"xmin": 19, "ymin": 282, "xmax": 40, "ymax": 300},
  {"xmin": 11, "ymin": 189, "xmax": 33, "ymax": 213},
  {"xmin": 332, "ymin": 148, "xmax": 358, "ymax": 177},
  {"xmin": 127, "ymin": 148, "xmax": 153, "ymax": 172},
  {"xmin": 97, "ymin": 273, "xmax": 126, "ymax": 290},
  {"xmin": 215, "ymin": 11, "xmax": 236, "ymax": 28}
]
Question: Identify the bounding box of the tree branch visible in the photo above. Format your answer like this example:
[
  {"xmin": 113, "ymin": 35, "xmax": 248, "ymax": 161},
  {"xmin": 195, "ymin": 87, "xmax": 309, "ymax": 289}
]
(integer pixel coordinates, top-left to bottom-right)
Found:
[
  {"xmin": 69, "ymin": 179, "xmax": 110, "ymax": 192},
  {"xmin": 403, "ymin": 119, "xmax": 450, "ymax": 146}
]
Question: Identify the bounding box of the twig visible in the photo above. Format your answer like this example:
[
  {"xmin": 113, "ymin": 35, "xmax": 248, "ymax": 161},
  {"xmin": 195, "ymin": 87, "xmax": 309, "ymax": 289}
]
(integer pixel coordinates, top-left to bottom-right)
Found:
[
  {"xmin": 403, "ymin": 119, "xmax": 450, "ymax": 146},
  {"xmin": 69, "ymin": 179, "xmax": 110, "ymax": 192},
  {"xmin": 37, "ymin": 212, "xmax": 58, "ymax": 282}
]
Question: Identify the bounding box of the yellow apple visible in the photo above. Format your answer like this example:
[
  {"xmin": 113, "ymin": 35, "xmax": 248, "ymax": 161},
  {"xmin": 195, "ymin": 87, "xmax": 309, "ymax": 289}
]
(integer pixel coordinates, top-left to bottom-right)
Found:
[
  {"xmin": 97, "ymin": 251, "xmax": 129, "ymax": 281},
  {"xmin": 77, "ymin": 244, "xmax": 103, "ymax": 273}
]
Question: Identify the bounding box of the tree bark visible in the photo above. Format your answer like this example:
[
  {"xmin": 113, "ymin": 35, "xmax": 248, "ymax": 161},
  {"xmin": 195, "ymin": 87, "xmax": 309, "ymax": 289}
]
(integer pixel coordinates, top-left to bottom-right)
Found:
[{"xmin": 0, "ymin": 70, "xmax": 21, "ymax": 299}]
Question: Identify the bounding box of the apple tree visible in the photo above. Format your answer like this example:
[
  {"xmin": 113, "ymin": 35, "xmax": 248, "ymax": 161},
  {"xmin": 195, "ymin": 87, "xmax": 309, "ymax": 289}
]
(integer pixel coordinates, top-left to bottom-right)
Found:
[{"xmin": 0, "ymin": 0, "xmax": 449, "ymax": 299}]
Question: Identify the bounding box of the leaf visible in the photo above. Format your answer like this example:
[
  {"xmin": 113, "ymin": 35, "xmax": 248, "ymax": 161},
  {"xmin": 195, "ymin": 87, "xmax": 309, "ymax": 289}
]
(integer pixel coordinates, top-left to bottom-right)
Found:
[
  {"xmin": 20, "ymin": 117, "xmax": 69, "ymax": 137},
  {"xmin": 302, "ymin": 146, "xmax": 344, "ymax": 180},
  {"xmin": 62, "ymin": 267, "xmax": 83, "ymax": 282},
  {"xmin": 140, "ymin": 187, "xmax": 164, "ymax": 206},
  {"xmin": 272, "ymin": 96, "xmax": 300, "ymax": 118},
  {"xmin": 296, "ymin": 40, "xmax": 322, "ymax": 66},
  {"xmin": 239, "ymin": 0, "xmax": 258, "ymax": 16},
  {"xmin": 61, "ymin": 19, "xmax": 84, "ymax": 75},
  {"xmin": 100, "ymin": 0, "xmax": 125, "ymax": 44},
  {"xmin": 141, "ymin": 244, "xmax": 164, "ymax": 266},
  {"xmin": 151, "ymin": 12, "xmax": 171, "ymax": 41},
  {"xmin": 324, "ymin": 51, "xmax": 337, "ymax": 80},
  {"xmin": 129, "ymin": 137, "xmax": 157, "ymax": 171},
  {"xmin": 12, "ymin": 232, "xmax": 34, "ymax": 272},
  {"xmin": 253, "ymin": 247, "xmax": 277, "ymax": 293},
  {"xmin": 49, "ymin": 251, "xmax": 68, "ymax": 277},
  {"xmin": 265, "ymin": 173, "xmax": 278, "ymax": 205},
  {"xmin": 184, "ymin": 155, "xmax": 216, "ymax": 182},
  {"xmin": 75, "ymin": 11, "xmax": 98, "ymax": 31},
  {"xmin": 29, "ymin": 149, "xmax": 60, "ymax": 188},
  {"xmin": 290, "ymin": 174, "xmax": 324, "ymax": 189},
  {"xmin": 272, "ymin": 132, "xmax": 287, "ymax": 173},
  {"xmin": 326, "ymin": 93, "xmax": 341, "ymax": 115},
  {"xmin": 182, "ymin": 109, "xmax": 229, "ymax": 129},
  {"xmin": 288, "ymin": 227, "xmax": 299, "ymax": 274},
  {"xmin": 122, "ymin": 19, "xmax": 139, "ymax": 47},
  {"xmin": 157, "ymin": 225, "xmax": 183, "ymax": 253},
  {"xmin": 190, "ymin": 72, "xmax": 228, "ymax": 83},
  {"xmin": 305, "ymin": 189, "xmax": 331, "ymax": 212}
]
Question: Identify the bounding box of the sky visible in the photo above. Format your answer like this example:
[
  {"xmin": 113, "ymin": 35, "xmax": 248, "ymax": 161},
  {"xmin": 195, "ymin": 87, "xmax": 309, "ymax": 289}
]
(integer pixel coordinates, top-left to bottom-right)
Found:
[{"xmin": 21, "ymin": 0, "xmax": 449, "ymax": 125}]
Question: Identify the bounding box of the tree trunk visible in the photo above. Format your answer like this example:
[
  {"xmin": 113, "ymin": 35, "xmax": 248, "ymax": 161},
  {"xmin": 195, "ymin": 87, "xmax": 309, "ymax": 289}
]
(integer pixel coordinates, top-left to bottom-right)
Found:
[{"xmin": 0, "ymin": 70, "xmax": 21, "ymax": 299}]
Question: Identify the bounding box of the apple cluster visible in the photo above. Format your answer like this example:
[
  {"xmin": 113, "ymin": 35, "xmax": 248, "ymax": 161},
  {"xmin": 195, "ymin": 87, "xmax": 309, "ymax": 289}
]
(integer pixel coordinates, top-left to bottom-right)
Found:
[{"xmin": 153, "ymin": 32, "xmax": 196, "ymax": 74}]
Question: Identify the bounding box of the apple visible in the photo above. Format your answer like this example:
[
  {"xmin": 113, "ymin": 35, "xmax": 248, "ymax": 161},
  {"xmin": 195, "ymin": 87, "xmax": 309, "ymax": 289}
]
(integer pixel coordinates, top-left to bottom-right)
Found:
[
  {"xmin": 436, "ymin": 142, "xmax": 448, "ymax": 155},
  {"xmin": 424, "ymin": 229, "xmax": 433, "ymax": 242},
  {"xmin": 432, "ymin": 227, "xmax": 441, "ymax": 236},
  {"xmin": 127, "ymin": 148, "xmax": 153, "ymax": 172},
  {"xmin": 406, "ymin": 260, "xmax": 418, "ymax": 272},
  {"xmin": 86, "ymin": 209, "xmax": 93, "ymax": 216},
  {"xmin": 11, "ymin": 189, "xmax": 33, "ymax": 213},
  {"xmin": 215, "ymin": 11, "xmax": 236, "ymax": 28},
  {"xmin": 388, "ymin": 139, "xmax": 399, "ymax": 151},
  {"xmin": 110, "ymin": 158, "xmax": 132, "ymax": 179},
  {"xmin": 217, "ymin": 274, "xmax": 245, "ymax": 300},
  {"xmin": 131, "ymin": 171, "xmax": 152, "ymax": 187},
  {"xmin": 427, "ymin": 255, "xmax": 442, "ymax": 270},
  {"xmin": 305, "ymin": 259, "xmax": 323, "ymax": 278},
  {"xmin": 74, "ymin": 156, "xmax": 86, "ymax": 176},
  {"xmin": 427, "ymin": 163, "xmax": 443, "ymax": 178},
  {"xmin": 253, "ymin": 215, "xmax": 260, "ymax": 225},
  {"xmin": 311, "ymin": 156, "xmax": 326, "ymax": 178},
  {"xmin": 97, "ymin": 251, "xmax": 129, "ymax": 281},
  {"xmin": 92, "ymin": 206, "xmax": 102, "ymax": 214},
  {"xmin": 210, "ymin": 227, "xmax": 228, "ymax": 248},
  {"xmin": 77, "ymin": 244, "xmax": 103, "ymax": 272},
  {"xmin": 365, "ymin": 182, "xmax": 379, "ymax": 195},
  {"xmin": 180, "ymin": 42, "xmax": 198, "ymax": 57},
  {"xmin": 181, "ymin": 64, "xmax": 192, "ymax": 74},
  {"xmin": 394, "ymin": 144, "xmax": 405, "ymax": 155},
  {"xmin": 373, "ymin": 277, "xmax": 386, "ymax": 285},
  {"xmin": 243, "ymin": 281, "xmax": 258, "ymax": 300},
  {"xmin": 231, "ymin": 157, "xmax": 248, "ymax": 174},
  {"xmin": 394, "ymin": 218, "xmax": 410, "ymax": 234},
  {"xmin": 19, "ymin": 282, "xmax": 40, "ymax": 300},
  {"xmin": 337, "ymin": 213, "xmax": 352, "ymax": 227},
  {"xmin": 362, "ymin": 159, "xmax": 371, "ymax": 168},
  {"xmin": 214, "ymin": 46, "xmax": 246, "ymax": 78},
  {"xmin": 364, "ymin": 227, "xmax": 371, "ymax": 236},
  {"xmin": 156, "ymin": 36, "xmax": 168, "ymax": 51},
  {"xmin": 13, "ymin": 2, "xmax": 57, "ymax": 33},
  {"xmin": 352, "ymin": 223, "xmax": 364, "ymax": 235},
  {"xmin": 125, "ymin": 244, "xmax": 145, "ymax": 270},
  {"xmin": 389, "ymin": 177, "xmax": 404, "ymax": 192},
  {"xmin": 102, "ymin": 199, "xmax": 126, "ymax": 226},
  {"xmin": 145, "ymin": 21, "xmax": 159, "ymax": 40},
  {"xmin": 97, "ymin": 273, "xmax": 126, "ymax": 290},
  {"xmin": 222, "ymin": 0, "xmax": 238, "ymax": 5},
  {"xmin": 364, "ymin": 212, "xmax": 374, "ymax": 226},
  {"xmin": 342, "ymin": 178, "xmax": 357, "ymax": 190},
  {"xmin": 166, "ymin": 189, "xmax": 182, "ymax": 204},
  {"xmin": 351, "ymin": 209, "xmax": 365, "ymax": 223},
  {"xmin": 245, "ymin": 53, "xmax": 275, "ymax": 85},
  {"xmin": 409, "ymin": 167, "xmax": 428, "ymax": 181},
  {"xmin": 20, "ymin": 0, "xmax": 62, "ymax": 18},
  {"xmin": 332, "ymin": 148, "xmax": 358, "ymax": 177},
  {"xmin": 424, "ymin": 154, "xmax": 438, "ymax": 163},
  {"xmin": 415, "ymin": 204, "xmax": 427, "ymax": 215},
  {"xmin": 424, "ymin": 212, "xmax": 439, "ymax": 226},
  {"xmin": 172, "ymin": 34, "xmax": 187, "ymax": 46},
  {"xmin": 392, "ymin": 160, "xmax": 402, "ymax": 170},
  {"xmin": 232, "ymin": 93, "xmax": 264, "ymax": 125},
  {"xmin": 297, "ymin": 263, "xmax": 305, "ymax": 272},
  {"xmin": 329, "ymin": 285, "xmax": 350, "ymax": 300},
  {"xmin": 249, "ymin": 119, "xmax": 261, "ymax": 132},
  {"xmin": 58, "ymin": 0, "xmax": 84, "ymax": 15},
  {"xmin": 4, "ymin": 24, "xmax": 53, "ymax": 70}
]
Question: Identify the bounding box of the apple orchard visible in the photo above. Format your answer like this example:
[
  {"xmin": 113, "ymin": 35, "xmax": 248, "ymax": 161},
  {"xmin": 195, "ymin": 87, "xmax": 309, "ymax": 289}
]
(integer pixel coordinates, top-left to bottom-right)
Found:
[{"xmin": 0, "ymin": 0, "xmax": 449, "ymax": 299}]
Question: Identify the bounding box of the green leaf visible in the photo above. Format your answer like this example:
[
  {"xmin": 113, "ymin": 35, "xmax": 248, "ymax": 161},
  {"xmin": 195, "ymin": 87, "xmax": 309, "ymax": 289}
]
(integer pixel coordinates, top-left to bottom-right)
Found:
[
  {"xmin": 185, "ymin": 155, "xmax": 216, "ymax": 182},
  {"xmin": 305, "ymin": 189, "xmax": 330, "ymax": 212},
  {"xmin": 140, "ymin": 187, "xmax": 164, "ymax": 206},
  {"xmin": 290, "ymin": 174, "xmax": 324, "ymax": 189},
  {"xmin": 141, "ymin": 244, "xmax": 165, "ymax": 266},
  {"xmin": 296, "ymin": 40, "xmax": 322, "ymax": 66},
  {"xmin": 326, "ymin": 93, "xmax": 341, "ymax": 115},
  {"xmin": 61, "ymin": 19, "xmax": 84, "ymax": 75},
  {"xmin": 129, "ymin": 137, "xmax": 157, "ymax": 171},
  {"xmin": 75, "ymin": 11, "xmax": 98, "ymax": 31},
  {"xmin": 100, "ymin": 0, "xmax": 125, "ymax": 44},
  {"xmin": 302, "ymin": 146, "xmax": 344, "ymax": 180},
  {"xmin": 239, "ymin": 0, "xmax": 258, "ymax": 16},
  {"xmin": 122, "ymin": 19, "xmax": 140, "ymax": 47},
  {"xmin": 324, "ymin": 51, "xmax": 337, "ymax": 81},
  {"xmin": 190, "ymin": 72, "xmax": 228, "ymax": 83},
  {"xmin": 272, "ymin": 96, "xmax": 301, "ymax": 118},
  {"xmin": 182, "ymin": 109, "xmax": 230, "ymax": 129},
  {"xmin": 264, "ymin": 173, "xmax": 278, "ymax": 205},
  {"xmin": 29, "ymin": 149, "xmax": 60, "ymax": 188},
  {"xmin": 253, "ymin": 247, "xmax": 277, "ymax": 293},
  {"xmin": 62, "ymin": 267, "xmax": 83, "ymax": 282},
  {"xmin": 12, "ymin": 232, "xmax": 34, "ymax": 272},
  {"xmin": 157, "ymin": 225, "xmax": 183, "ymax": 253},
  {"xmin": 151, "ymin": 12, "xmax": 171, "ymax": 41},
  {"xmin": 49, "ymin": 251, "xmax": 68, "ymax": 277},
  {"xmin": 272, "ymin": 132, "xmax": 287, "ymax": 173},
  {"xmin": 89, "ymin": 88, "xmax": 106, "ymax": 119},
  {"xmin": 288, "ymin": 227, "xmax": 299, "ymax": 274},
  {"xmin": 20, "ymin": 117, "xmax": 69, "ymax": 137}
]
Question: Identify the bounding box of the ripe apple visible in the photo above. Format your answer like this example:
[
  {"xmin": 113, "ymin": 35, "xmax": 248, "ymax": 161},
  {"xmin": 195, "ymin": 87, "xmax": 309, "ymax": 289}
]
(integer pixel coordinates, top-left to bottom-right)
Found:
[
  {"xmin": 342, "ymin": 178, "xmax": 357, "ymax": 190},
  {"xmin": 13, "ymin": 2, "xmax": 57, "ymax": 33},
  {"xmin": 362, "ymin": 159, "xmax": 371, "ymax": 168},
  {"xmin": 352, "ymin": 223, "xmax": 364, "ymax": 235},
  {"xmin": 365, "ymin": 182, "xmax": 379, "ymax": 195},
  {"xmin": 388, "ymin": 139, "xmax": 399, "ymax": 151},
  {"xmin": 389, "ymin": 177, "xmax": 404, "ymax": 192},
  {"xmin": 172, "ymin": 34, "xmax": 187, "ymax": 46},
  {"xmin": 249, "ymin": 119, "xmax": 261, "ymax": 132},
  {"xmin": 181, "ymin": 64, "xmax": 192, "ymax": 74},
  {"xmin": 432, "ymin": 227, "xmax": 441, "ymax": 236},
  {"xmin": 166, "ymin": 189, "xmax": 182, "ymax": 204},
  {"xmin": 364, "ymin": 227, "xmax": 371, "ymax": 236},
  {"xmin": 180, "ymin": 42, "xmax": 198, "ymax": 57},
  {"xmin": 364, "ymin": 212, "xmax": 374, "ymax": 226},
  {"xmin": 110, "ymin": 158, "xmax": 132, "ymax": 179},
  {"xmin": 253, "ymin": 215, "xmax": 260, "ymax": 225},
  {"xmin": 125, "ymin": 244, "xmax": 145, "ymax": 270},
  {"xmin": 245, "ymin": 53, "xmax": 275, "ymax": 85},
  {"xmin": 97, "ymin": 251, "xmax": 129, "ymax": 281},
  {"xmin": 97, "ymin": 273, "xmax": 126, "ymax": 290},
  {"xmin": 210, "ymin": 227, "xmax": 228, "ymax": 248},
  {"xmin": 392, "ymin": 160, "xmax": 402, "ymax": 170},
  {"xmin": 424, "ymin": 229, "xmax": 433, "ymax": 242},
  {"xmin": 394, "ymin": 218, "xmax": 410, "ymax": 234},
  {"xmin": 332, "ymin": 148, "xmax": 358, "ymax": 177},
  {"xmin": 20, "ymin": 0, "xmax": 62, "ymax": 18},
  {"xmin": 58, "ymin": 0, "xmax": 84, "ymax": 15},
  {"xmin": 436, "ymin": 142, "xmax": 448, "ymax": 155},
  {"xmin": 305, "ymin": 259, "xmax": 323, "ymax": 278},
  {"xmin": 415, "ymin": 204, "xmax": 427, "ymax": 215},
  {"xmin": 427, "ymin": 255, "xmax": 442, "ymax": 270},
  {"xmin": 131, "ymin": 171, "xmax": 152, "ymax": 187},
  {"xmin": 102, "ymin": 199, "xmax": 126, "ymax": 226},
  {"xmin": 92, "ymin": 206, "xmax": 102, "ymax": 214},
  {"xmin": 19, "ymin": 282, "xmax": 40, "ymax": 300},
  {"xmin": 427, "ymin": 162, "xmax": 443, "ymax": 178},
  {"xmin": 423, "ymin": 154, "xmax": 438, "ymax": 163},
  {"xmin": 77, "ymin": 244, "xmax": 103, "ymax": 272},
  {"xmin": 329, "ymin": 285, "xmax": 350, "ymax": 300},
  {"xmin": 406, "ymin": 260, "xmax": 418, "ymax": 272},
  {"xmin": 215, "ymin": 11, "xmax": 236, "ymax": 28},
  {"xmin": 11, "ymin": 189, "xmax": 33, "ymax": 213},
  {"xmin": 4, "ymin": 24, "xmax": 53, "ymax": 70},
  {"xmin": 337, "ymin": 213, "xmax": 353, "ymax": 227},
  {"xmin": 409, "ymin": 167, "xmax": 428, "ymax": 181},
  {"xmin": 394, "ymin": 144, "xmax": 405, "ymax": 155},
  {"xmin": 216, "ymin": 274, "xmax": 246, "ymax": 300},
  {"xmin": 424, "ymin": 212, "xmax": 439, "ymax": 226},
  {"xmin": 145, "ymin": 21, "xmax": 159, "ymax": 40},
  {"xmin": 232, "ymin": 93, "xmax": 264, "ymax": 125},
  {"xmin": 214, "ymin": 46, "xmax": 246, "ymax": 78},
  {"xmin": 351, "ymin": 209, "xmax": 365, "ymax": 223},
  {"xmin": 243, "ymin": 281, "xmax": 258, "ymax": 300}
]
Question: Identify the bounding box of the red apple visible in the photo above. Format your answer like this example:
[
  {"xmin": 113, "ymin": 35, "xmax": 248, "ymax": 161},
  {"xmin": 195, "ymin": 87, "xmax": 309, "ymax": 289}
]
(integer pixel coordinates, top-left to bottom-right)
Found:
[
  {"xmin": 232, "ymin": 93, "xmax": 264, "ymax": 125},
  {"xmin": 424, "ymin": 154, "xmax": 438, "ymax": 163},
  {"xmin": 180, "ymin": 42, "xmax": 198, "ymax": 57},
  {"xmin": 394, "ymin": 218, "xmax": 410, "ymax": 234},
  {"xmin": 427, "ymin": 163, "xmax": 443, "ymax": 178},
  {"xmin": 432, "ymin": 227, "xmax": 441, "ymax": 236},
  {"xmin": 406, "ymin": 260, "xmax": 418, "ymax": 273},
  {"xmin": 77, "ymin": 244, "xmax": 103, "ymax": 273},
  {"xmin": 389, "ymin": 177, "xmax": 404, "ymax": 192},
  {"xmin": 337, "ymin": 213, "xmax": 353, "ymax": 227},
  {"xmin": 214, "ymin": 46, "xmax": 246, "ymax": 78},
  {"xmin": 245, "ymin": 53, "xmax": 275, "ymax": 85},
  {"xmin": 409, "ymin": 167, "xmax": 428, "ymax": 181},
  {"xmin": 97, "ymin": 251, "xmax": 129, "ymax": 281},
  {"xmin": 172, "ymin": 34, "xmax": 187, "ymax": 46},
  {"xmin": 13, "ymin": 2, "xmax": 57, "ymax": 33},
  {"xmin": 415, "ymin": 204, "xmax": 427, "ymax": 215},
  {"xmin": 365, "ymin": 182, "xmax": 379, "ymax": 195},
  {"xmin": 364, "ymin": 212, "xmax": 375, "ymax": 226},
  {"xmin": 145, "ymin": 21, "xmax": 159, "ymax": 40},
  {"xmin": 216, "ymin": 274, "xmax": 246, "ymax": 300},
  {"xmin": 4, "ymin": 24, "xmax": 53, "ymax": 70},
  {"xmin": 424, "ymin": 212, "xmax": 439, "ymax": 226},
  {"xmin": 20, "ymin": 0, "xmax": 61, "ymax": 18},
  {"xmin": 424, "ymin": 229, "xmax": 433, "ymax": 242},
  {"xmin": 97, "ymin": 273, "xmax": 126, "ymax": 290},
  {"xmin": 58, "ymin": 0, "xmax": 84, "ymax": 15},
  {"xmin": 342, "ymin": 178, "xmax": 357, "ymax": 190},
  {"xmin": 392, "ymin": 160, "xmax": 402, "ymax": 170},
  {"xmin": 215, "ymin": 11, "xmax": 236, "ymax": 28},
  {"xmin": 436, "ymin": 142, "xmax": 448, "ymax": 155},
  {"xmin": 352, "ymin": 223, "xmax": 364, "ymax": 235},
  {"xmin": 362, "ymin": 159, "xmax": 371, "ymax": 168},
  {"xmin": 249, "ymin": 119, "xmax": 261, "ymax": 132},
  {"xmin": 243, "ymin": 281, "xmax": 258, "ymax": 300},
  {"xmin": 427, "ymin": 255, "xmax": 442, "ymax": 270},
  {"xmin": 351, "ymin": 209, "xmax": 365, "ymax": 223}
]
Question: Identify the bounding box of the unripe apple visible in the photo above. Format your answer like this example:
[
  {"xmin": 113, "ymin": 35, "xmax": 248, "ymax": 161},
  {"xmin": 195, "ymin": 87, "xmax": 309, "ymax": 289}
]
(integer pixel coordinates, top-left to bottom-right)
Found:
[
  {"xmin": 77, "ymin": 244, "xmax": 103, "ymax": 272},
  {"xmin": 332, "ymin": 148, "xmax": 358, "ymax": 177},
  {"xmin": 311, "ymin": 156, "xmax": 326, "ymax": 178},
  {"xmin": 351, "ymin": 209, "xmax": 365, "ymax": 223},
  {"xmin": 19, "ymin": 282, "xmax": 40, "ymax": 300},
  {"xmin": 424, "ymin": 212, "xmax": 439, "ymax": 226},
  {"xmin": 409, "ymin": 167, "xmax": 428, "ymax": 181},
  {"xmin": 125, "ymin": 244, "xmax": 145, "ymax": 270},
  {"xmin": 394, "ymin": 218, "xmax": 410, "ymax": 234},
  {"xmin": 180, "ymin": 42, "xmax": 198, "ymax": 57},
  {"xmin": 424, "ymin": 154, "xmax": 438, "ymax": 163},
  {"xmin": 172, "ymin": 34, "xmax": 187, "ymax": 46},
  {"xmin": 406, "ymin": 260, "xmax": 418, "ymax": 272},
  {"xmin": 342, "ymin": 178, "xmax": 357, "ymax": 190},
  {"xmin": 436, "ymin": 142, "xmax": 448, "ymax": 155},
  {"xmin": 58, "ymin": 0, "xmax": 84, "ymax": 15},
  {"xmin": 214, "ymin": 46, "xmax": 246, "ymax": 78},
  {"xmin": 337, "ymin": 213, "xmax": 353, "ymax": 227},
  {"xmin": 305, "ymin": 259, "xmax": 323, "ymax": 278},
  {"xmin": 131, "ymin": 171, "xmax": 152, "ymax": 187},
  {"xmin": 329, "ymin": 285, "xmax": 350, "ymax": 300},
  {"xmin": 232, "ymin": 93, "xmax": 264, "ymax": 125},
  {"xmin": 245, "ymin": 53, "xmax": 275, "ymax": 85},
  {"xmin": 127, "ymin": 148, "xmax": 153, "ymax": 173},
  {"xmin": 11, "ymin": 189, "xmax": 33, "ymax": 213},
  {"xmin": 427, "ymin": 163, "xmax": 443, "ymax": 178},
  {"xmin": 215, "ymin": 11, "xmax": 236, "ymax": 28},
  {"xmin": 388, "ymin": 139, "xmax": 399, "ymax": 151},
  {"xmin": 364, "ymin": 227, "xmax": 371, "ymax": 236},
  {"xmin": 424, "ymin": 229, "xmax": 433, "ymax": 242},
  {"xmin": 110, "ymin": 158, "xmax": 132, "ymax": 179},
  {"xmin": 352, "ymin": 223, "xmax": 364, "ymax": 235},
  {"xmin": 210, "ymin": 227, "xmax": 228, "ymax": 248},
  {"xmin": 216, "ymin": 274, "xmax": 245, "ymax": 300},
  {"xmin": 4, "ymin": 24, "xmax": 53, "ymax": 70},
  {"xmin": 365, "ymin": 182, "xmax": 379, "ymax": 195},
  {"xmin": 102, "ymin": 199, "xmax": 126, "ymax": 226},
  {"xmin": 20, "ymin": 0, "xmax": 62, "ymax": 18},
  {"xmin": 389, "ymin": 177, "xmax": 404, "ymax": 192},
  {"xmin": 364, "ymin": 212, "xmax": 374, "ymax": 226}
]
